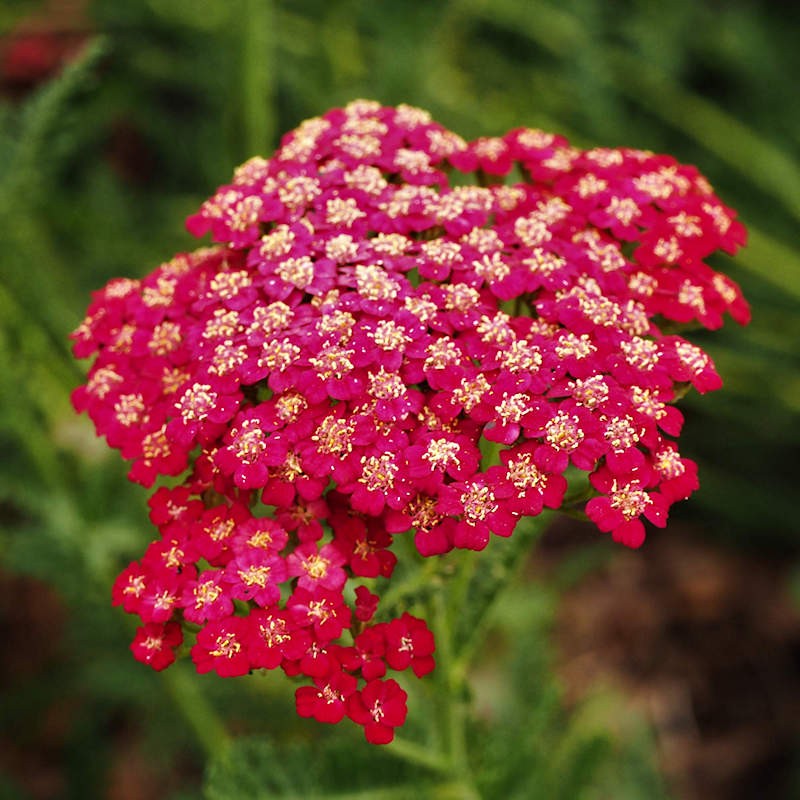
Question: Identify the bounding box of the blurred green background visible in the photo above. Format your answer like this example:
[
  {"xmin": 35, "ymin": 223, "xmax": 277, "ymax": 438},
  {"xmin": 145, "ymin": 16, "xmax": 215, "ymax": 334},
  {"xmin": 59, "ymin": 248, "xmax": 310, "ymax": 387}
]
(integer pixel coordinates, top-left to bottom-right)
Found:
[{"xmin": 0, "ymin": 1, "xmax": 798, "ymax": 799}]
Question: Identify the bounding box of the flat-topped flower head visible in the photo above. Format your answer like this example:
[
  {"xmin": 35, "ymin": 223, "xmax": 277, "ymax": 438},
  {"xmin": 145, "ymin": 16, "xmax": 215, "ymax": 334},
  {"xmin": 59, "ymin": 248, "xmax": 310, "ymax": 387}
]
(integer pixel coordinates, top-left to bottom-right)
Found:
[{"xmin": 72, "ymin": 100, "xmax": 749, "ymax": 744}]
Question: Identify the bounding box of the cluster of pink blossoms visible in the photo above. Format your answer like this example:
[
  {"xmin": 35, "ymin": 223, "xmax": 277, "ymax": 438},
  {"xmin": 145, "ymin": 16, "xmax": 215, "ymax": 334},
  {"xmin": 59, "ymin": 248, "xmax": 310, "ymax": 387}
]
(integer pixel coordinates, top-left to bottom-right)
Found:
[{"xmin": 71, "ymin": 100, "xmax": 748, "ymax": 744}]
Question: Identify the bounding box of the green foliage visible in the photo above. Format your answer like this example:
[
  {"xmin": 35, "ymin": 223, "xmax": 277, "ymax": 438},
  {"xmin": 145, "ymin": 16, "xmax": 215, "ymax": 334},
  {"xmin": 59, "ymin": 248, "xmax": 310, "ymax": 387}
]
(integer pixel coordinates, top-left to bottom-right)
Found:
[
  {"xmin": 0, "ymin": 31, "xmax": 206, "ymax": 799},
  {"xmin": 474, "ymin": 581, "xmax": 670, "ymax": 800},
  {"xmin": 1, "ymin": 0, "xmax": 798, "ymax": 798},
  {"xmin": 1, "ymin": 38, "xmax": 105, "ymax": 195},
  {"xmin": 449, "ymin": 513, "xmax": 551, "ymax": 664},
  {"xmin": 205, "ymin": 735, "xmax": 434, "ymax": 800}
]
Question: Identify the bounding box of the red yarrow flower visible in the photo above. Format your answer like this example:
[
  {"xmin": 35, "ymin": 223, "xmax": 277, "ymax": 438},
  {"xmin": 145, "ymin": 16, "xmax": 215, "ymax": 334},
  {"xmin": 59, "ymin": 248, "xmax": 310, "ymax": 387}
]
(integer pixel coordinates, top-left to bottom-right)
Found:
[
  {"xmin": 296, "ymin": 670, "xmax": 358, "ymax": 725},
  {"xmin": 384, "ymin": 613, "xmax": 435, "ymax": 677},
  {"xmin": 130, "ymin": 621, "xmax": 182, "ymax": 671},
  {"xmin": 72, "ymin": 99, "xmax": 750, "ymax": 743},
  {"xmin": 347, "ymin": 678, "xmax": 408, "ymax": 744},
  {"xmin": 191, "ymin": 616, "xmax": 252, "ymax": 677}
]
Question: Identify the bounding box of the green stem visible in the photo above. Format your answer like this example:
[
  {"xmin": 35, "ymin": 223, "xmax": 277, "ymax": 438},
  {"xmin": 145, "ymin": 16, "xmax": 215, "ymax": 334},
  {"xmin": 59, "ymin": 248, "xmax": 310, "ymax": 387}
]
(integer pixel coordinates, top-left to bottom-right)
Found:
[
  {"xmin": 384, "ymin": 515, "xmax": 553, "ymax": 796},
  {"xmin": 240, "ymin": 0, "xmax": 275, "ymax": 157},
  {"xmin": 384, "ymin": 735, "xmax": 450, "ymax": 775},
  {"xmin": 452, "ymin": 512, "xmax": 551, "ymax": 677},
  {"xmin": 430, "ymin": 783, "xmax": 482, "ymax": 800},
  {"xmin": 161, "ymin": 663, "xmax": 231, "ymax": 759},
  {"xmin": 379, "ymin": 592, "xmax": 481, "ymax": 794},
  {"xmin": 432, "ymin": 585, "xmax": 481, "ymax": 797},
  {"xmin": 444, "ymin": 549, "xmax": 477, "ymax": 637}
]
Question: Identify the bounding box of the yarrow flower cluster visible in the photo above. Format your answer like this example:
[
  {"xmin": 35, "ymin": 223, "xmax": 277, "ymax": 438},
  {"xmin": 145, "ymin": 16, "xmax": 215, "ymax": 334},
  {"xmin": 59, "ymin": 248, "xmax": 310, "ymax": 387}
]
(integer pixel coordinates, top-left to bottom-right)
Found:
[{"xmin": 71, "ymin": 100, "xmax": 748, "ymax": 744}]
